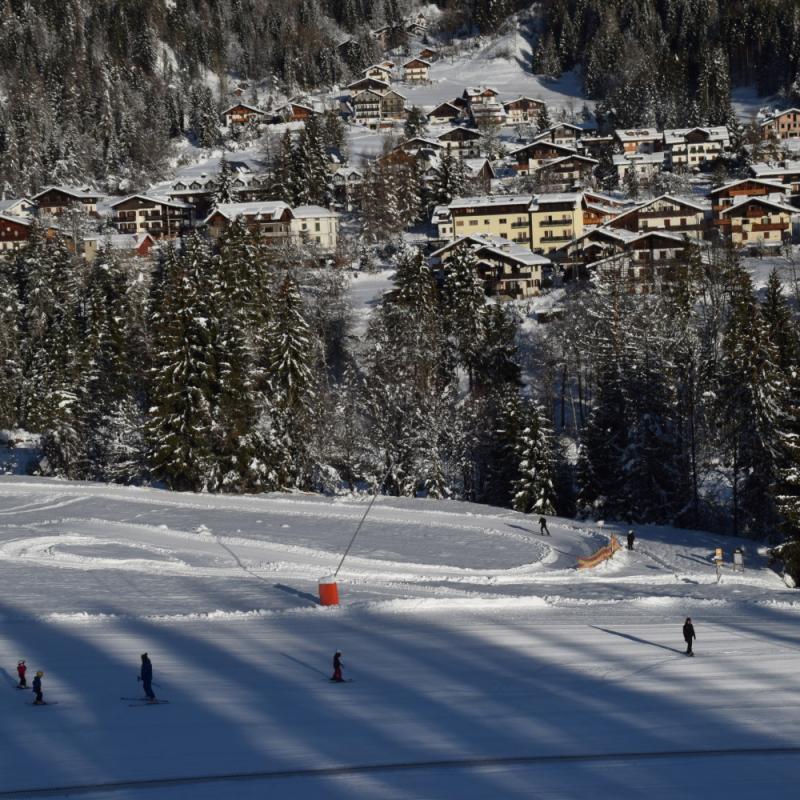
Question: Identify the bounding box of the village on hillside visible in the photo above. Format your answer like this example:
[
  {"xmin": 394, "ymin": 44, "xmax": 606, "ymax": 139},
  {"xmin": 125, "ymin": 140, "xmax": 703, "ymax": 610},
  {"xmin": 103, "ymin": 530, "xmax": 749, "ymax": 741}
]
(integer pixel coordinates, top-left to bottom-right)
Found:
[{"xmin": 2, "ymin": 9, "xmax": 799, "ymax": 304}]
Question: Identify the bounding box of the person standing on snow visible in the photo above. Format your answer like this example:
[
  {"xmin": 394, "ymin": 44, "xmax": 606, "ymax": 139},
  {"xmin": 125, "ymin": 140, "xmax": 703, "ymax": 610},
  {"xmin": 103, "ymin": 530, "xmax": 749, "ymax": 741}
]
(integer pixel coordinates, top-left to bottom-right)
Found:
[
  {"xmin": 139, "ymin": 653, "xmax": 156, "ymax": 702},
  {"xmin": 683, "ymin": 617, "xmax": 696, "ymax": 656},
  {"xmin": 331, "ymin": 650, "xmax": 345, "ymax": 682},
  {"xmin": 17, "ymin": 660, "xmax": 27, "ymax": 688},
  {"xmin": 32, "ymin": 671, "xmax": 44, "ymax": 704},
  {"xmin": 538, "ymin": 517, "xmax": 551, "ymax": 536},
  {"xmin": 627, "ymin": 530, "xmax": 635, "ymax": 551}
]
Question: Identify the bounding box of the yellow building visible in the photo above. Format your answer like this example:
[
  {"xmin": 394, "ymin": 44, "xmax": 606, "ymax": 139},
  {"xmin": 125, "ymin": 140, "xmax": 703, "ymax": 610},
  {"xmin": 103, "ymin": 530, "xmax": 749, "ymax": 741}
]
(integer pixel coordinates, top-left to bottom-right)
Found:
[
  {"xmin": 449, "ymin": 195, "xmax": 533, "ymax": 247},
  {"xmin": 719, "ymin": 197, "xmax": 794, "ymax": 248},
  {"xmin": 448, "ymin": 193, "xmax": 585, "ymax": 253},
  {"xmin": 530, "ymin": 193, "xmax": 584, "ymax": 253}
]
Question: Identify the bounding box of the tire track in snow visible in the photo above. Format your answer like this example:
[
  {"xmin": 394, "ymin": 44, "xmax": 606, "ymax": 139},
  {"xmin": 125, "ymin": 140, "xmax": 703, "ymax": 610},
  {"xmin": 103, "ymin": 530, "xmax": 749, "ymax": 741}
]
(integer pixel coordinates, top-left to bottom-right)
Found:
[{"xmin": 2, "ymin": 746, "xmax": 799, "ymax": 798}]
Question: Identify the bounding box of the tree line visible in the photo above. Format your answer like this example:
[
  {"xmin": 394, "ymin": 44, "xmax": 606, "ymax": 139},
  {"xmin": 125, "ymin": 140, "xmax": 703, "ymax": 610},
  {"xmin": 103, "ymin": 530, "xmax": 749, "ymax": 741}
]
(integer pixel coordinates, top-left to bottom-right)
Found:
[
  {"xmin": 2, "ymin": 227, "xmax": 799, "ymax": 550},
  {"xmin": 534, "ymin": 0, "xmax": 800, "ymax": 129}
]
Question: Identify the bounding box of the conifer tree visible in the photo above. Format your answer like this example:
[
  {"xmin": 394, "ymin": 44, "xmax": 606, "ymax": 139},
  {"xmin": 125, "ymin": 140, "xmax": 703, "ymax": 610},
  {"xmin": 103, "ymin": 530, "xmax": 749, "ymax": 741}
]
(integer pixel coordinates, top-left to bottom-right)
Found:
[
  {"xmin": 147, "ymin": 234, "xmax": 219, "ymax": 491},
  {"xmin": 513, "ymin": 400, "xmax": 557, "ymax": 515},
  {"xmin": 213, "ymin": 153, "xmax": 236, "ymax": 205}
]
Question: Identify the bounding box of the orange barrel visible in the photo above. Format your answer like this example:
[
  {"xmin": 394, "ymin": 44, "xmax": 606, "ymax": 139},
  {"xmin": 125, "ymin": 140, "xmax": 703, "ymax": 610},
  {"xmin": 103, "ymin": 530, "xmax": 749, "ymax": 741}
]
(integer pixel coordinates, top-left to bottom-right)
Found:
[{"xmin": 319, "ymin": 576, "xmax": 340, "ymax": 606}]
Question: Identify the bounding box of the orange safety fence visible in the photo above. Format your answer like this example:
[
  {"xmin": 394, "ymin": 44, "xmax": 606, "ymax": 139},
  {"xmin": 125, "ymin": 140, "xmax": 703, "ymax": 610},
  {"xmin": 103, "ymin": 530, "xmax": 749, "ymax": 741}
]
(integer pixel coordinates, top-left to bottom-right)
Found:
[{"xmin": 577, "ymin": 534, "xmax": 622, "ymax": 569}]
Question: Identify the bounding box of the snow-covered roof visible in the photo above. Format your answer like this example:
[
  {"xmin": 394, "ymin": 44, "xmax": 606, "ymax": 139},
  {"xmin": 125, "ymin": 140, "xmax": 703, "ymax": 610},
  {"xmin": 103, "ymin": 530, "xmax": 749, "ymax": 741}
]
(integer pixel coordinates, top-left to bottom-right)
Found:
[
  {"xmin": 431, "ymin": 205, "xmax": 451, "ymax": 223},
  {"xmin": 109, "ymin": 194, "xmax": 193, "ymax": 210},
  {"xmin": 751, "ymin": 161, "xmax": 800, "ymax": 177},
  {"xmin": 403, "ymin": 58, "xmax": 431, "ymax": 68},
  {"xmin": 503, "ymin": 96, "xmax": 546, "ymax": 107},
  {"xmin": 614, "ymin": 128, "xmax": 661, "ymax": 142},
  {"xmin": 759, "ymin": 107, "xmax": 800, "ymax": 125},
  {"xmin": 437, "ymin": 127, "xmax": 482, "ymax": 141},
  {"xmin": 292, "ymin": 205, "xmax": 339, "ymax": 219},
  {"xmin": 0, "ymin": 197, "xmax": 33, "ymax": 213},
  {"xmin": 532, "ymin": 192, "xmax": 584, "ymax": 207},
  {"xmin": 33, "ymin": 185, "xmax": 99, "ymax": 201},
  {"xmin": 719, "ymin": 196, "xmax": 797, "ymax": 215},
  {"xmin": 221, "ymin": 102, "xmax": 266, "ymax": 115},
  {"xmin": 708, "ymin": 178, "xmax": 789, "ymax": 195},
  {"xmin": 612, "ymin": 152, "xmax": 665, "ymax": 166},
  {"xmin": 431, "ymin": 234, "xmax": 550, "ymax": 266},
  {"xmin": 663, "ymin": 126, "xmax": 730, "ymax": 145},
  {"xmin": 0, "ymin": 212, "xmax": 31, "ymax": 226},
  {"xmin": 203, "ymin": 201, "xmax": 293, "ymax": 224},
  {"xmin": 449, "ymin": 194, "xmax": 533, "ymax": 210},
  {"xmin": 510, "ymin": 140, "xmax": 577, "ymax": 157},
  {"xmin": 84, "ymin": 232, "xmax": 155, "ymax": 250},
  {"xmin": 534, "ymin": 154, "xmax": 599, "ymax": 170}
]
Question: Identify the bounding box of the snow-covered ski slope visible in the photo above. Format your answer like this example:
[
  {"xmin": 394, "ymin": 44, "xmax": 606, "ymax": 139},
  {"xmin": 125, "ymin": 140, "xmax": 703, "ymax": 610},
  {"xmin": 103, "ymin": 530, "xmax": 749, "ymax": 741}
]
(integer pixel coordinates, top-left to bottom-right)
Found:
[{"xmin": 0, "ymin": 477, "xmax": 798, "ymax": 799}]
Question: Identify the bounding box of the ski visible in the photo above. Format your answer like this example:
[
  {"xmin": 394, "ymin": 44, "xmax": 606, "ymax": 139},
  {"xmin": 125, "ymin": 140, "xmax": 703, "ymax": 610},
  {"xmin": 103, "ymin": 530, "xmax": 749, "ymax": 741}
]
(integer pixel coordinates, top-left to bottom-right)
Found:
[
  {"xmin": 128, "ymin": 700, "xmax": 169, "ymax": 707},
  {"xmin": 27, "ymin": 701, "xmax": 58, "ymax": 706},
  {"xmin": 120, "ymin": 696, "xmax": 151, "ymax": 701},
  {"xmin": 328, "ymin": 679, "xmax": 354, "ymax": 683}
]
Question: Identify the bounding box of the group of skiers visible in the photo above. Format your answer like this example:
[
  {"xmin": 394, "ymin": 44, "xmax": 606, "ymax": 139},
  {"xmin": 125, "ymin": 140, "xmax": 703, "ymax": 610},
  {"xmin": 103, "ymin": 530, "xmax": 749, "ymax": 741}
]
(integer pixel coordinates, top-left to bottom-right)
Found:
[
  {"xmin": 15, "ymin": 661, "xmax": 45, "ymax": 704},
  {"xmin": 14, "ymin": 650, "xmax": 350, "ymax": 704}
]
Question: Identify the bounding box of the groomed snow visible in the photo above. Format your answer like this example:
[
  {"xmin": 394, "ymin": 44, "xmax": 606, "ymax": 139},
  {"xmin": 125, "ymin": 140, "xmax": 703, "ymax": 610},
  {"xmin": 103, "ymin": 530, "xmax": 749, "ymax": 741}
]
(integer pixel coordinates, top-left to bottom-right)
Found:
[{"xmin": 0, "ymin": 478, "xmax": 797, "ymax": 799}]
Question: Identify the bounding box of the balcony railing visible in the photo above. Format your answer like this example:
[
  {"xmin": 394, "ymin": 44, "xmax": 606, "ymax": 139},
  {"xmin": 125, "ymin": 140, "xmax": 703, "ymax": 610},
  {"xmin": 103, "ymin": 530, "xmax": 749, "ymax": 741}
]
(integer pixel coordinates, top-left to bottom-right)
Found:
[
  {"xmin": 510, "ymin": 221, "xmax": 528, "ymax": 229},
  {"xmin": 540, "ymin": 218, "xmax": 572, "ymax": 227},
  {"xmin": 541, "ymin": 233, "xmax": 573, "ymax": 242}
]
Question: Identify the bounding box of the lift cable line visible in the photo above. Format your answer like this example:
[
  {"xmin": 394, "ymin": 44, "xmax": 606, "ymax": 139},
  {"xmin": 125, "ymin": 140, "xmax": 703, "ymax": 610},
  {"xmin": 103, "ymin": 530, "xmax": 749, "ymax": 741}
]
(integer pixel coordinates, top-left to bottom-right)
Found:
[{"xmin": 332, "ymin": 463, "xmax": 393, "ymax": 581}]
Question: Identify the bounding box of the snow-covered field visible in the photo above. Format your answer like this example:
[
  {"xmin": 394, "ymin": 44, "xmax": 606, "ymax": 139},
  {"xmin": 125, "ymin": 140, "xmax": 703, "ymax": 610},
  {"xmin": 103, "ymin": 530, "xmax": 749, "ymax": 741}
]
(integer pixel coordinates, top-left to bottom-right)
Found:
[{"xmin": 0, "ymin": 477, "xmax": 797, "ymax": 799}]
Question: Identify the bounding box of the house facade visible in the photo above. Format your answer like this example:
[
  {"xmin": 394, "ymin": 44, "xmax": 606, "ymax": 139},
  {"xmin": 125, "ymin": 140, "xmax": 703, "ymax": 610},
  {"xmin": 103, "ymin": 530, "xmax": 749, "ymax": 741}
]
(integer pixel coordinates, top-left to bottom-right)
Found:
[
  {"xmin": 34, "ymin": 186, "xmax": 99, "ymax": 216},
  {"xmin": 614, "ymin": 128, "xmax": 662, "ymax": 154},
  {"xmin": 351, "ymin": 90, "xmax": 384, "ymax": 127},
  {"xmin": 709, "ymin": 179, "xmax": 790, "ymax": 232},
  {"xmin": 222, "ymin": 103, "xmax": 267, "ymax": 127},
  {"xmin": 437, "ymin": 127, "xmax": 482, "ymax": 159},
  {"xmin": 428, "ymin": 102, "xmax": 462, "ymax": 125},
  {"xmin": 530, "ymin": 193, "xmax": 584, "ymax": 253},
  {"xmin": 449, "ymin": 195, "xmax": 534, "ymax": 246},
  {"xmin": 503, "ymin": 96, "xmax": 546, "ymax": 124},
  {"xmin": 663, "ymin": 126, "xmax": 730, "ymax": 169},
  {"xmin": 511, "ymin": 141, "xmax": 577, "ymax": 174},
  {"xmin": 607, "ymin": 195, "xmax": 707, "ymax": 239},
  {"xmin": 204, "ymin": 202, "xmax": 294, "ymax": 243},
  {"xmin": 431, "ymin": 234, "xmax": 550, "ymax": 298},
  {"xmin": 760, "ymin": 108, "xmax": 800, "ymax": 140},
  {"xmin": 403, "ymin": 58, "xmax": 430, "ymax": 82},
  {"xmin": 719, "ymin": 197, "xmax": 794, "ymax": 247},
  {"xmin": 532, "ymin": 155, "xmax": 598, "ymax": 192},
  {"xmin": 290, "ymin": 205, "xmax": 340, "ymax": 252},
  {"xmin": 110, "ymin": 195, "xmax": 193, "ymax": 238},
  {"xmin": 380, "ymin": 90, "xmax": 407, "ymax": 120}
]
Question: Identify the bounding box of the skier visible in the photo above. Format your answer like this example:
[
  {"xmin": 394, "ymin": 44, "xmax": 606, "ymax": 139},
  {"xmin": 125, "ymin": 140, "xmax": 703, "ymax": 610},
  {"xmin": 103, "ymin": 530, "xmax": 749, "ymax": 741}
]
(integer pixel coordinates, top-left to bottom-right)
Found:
[
  {"xmin": 32, "ymin": 671, "xmax": 44, "ymax": 704},
  {"xmin": 139, "ymin": 653, "xmax": 156, "ymax": 702},
  {"xmin": 683, "ymin": 617, "xmax": 696, "ymax": 656},
  {"xmin": 16, "ymin": 660, "xmax": 27, "ymax": 688},
  {"xmin": 627, "ymin": 530, "xmax": 635, "ymax": 551},
  {"xmin": 538, "ymin": 516, "xmax": 551, "ymax": 536},
  {"xmin": 331, "ymin": 650, "xmax": 344, "ymax": 682}
]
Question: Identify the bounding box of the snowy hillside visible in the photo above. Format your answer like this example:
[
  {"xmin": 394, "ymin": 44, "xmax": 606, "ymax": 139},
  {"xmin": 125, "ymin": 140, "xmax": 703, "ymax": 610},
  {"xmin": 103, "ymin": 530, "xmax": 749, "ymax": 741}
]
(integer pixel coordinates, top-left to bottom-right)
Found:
[{"xmin": 0, "ymin": 478, "xmax": 798, "ymax": 799}]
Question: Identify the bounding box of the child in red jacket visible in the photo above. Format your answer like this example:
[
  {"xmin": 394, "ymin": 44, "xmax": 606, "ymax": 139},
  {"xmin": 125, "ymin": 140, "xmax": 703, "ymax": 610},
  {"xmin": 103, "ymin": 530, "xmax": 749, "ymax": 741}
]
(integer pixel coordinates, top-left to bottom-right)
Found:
[{"xmin": 16, "ymin": 660, "xmax": 27, "ymax": 688}]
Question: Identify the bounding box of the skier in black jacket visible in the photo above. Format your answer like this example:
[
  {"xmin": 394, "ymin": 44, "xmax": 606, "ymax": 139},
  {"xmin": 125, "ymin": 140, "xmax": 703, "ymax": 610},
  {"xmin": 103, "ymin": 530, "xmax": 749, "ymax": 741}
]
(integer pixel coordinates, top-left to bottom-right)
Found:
[
  {"xmin": 139, "ymin": 653, "xmax": 156, "ymax": 702},
  {"xmin": 683, "ymin": 618, "xmax": 696, "ymax": 656},
  {"xmin": 331, "ymin": 650, "xmax": 344, "ymax": 682},
  {"xmin": 32, "ymin": 671, "xmax": 44, "ymax": 704}
]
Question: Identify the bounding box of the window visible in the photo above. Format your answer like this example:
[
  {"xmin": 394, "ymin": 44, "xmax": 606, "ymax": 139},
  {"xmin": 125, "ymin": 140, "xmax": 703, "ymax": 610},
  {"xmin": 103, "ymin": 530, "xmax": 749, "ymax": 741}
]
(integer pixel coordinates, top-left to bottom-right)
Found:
[
  {"xmin": 499, "ymin": 218, "xmax": 507, "ymax": 224},
  {"xmin": 315, "ymin": 222, "xmax": 320, "ymax": 232},
  {"xmin": 469, "ymin": 220, "xmax": 479, "ymax": 226}
]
